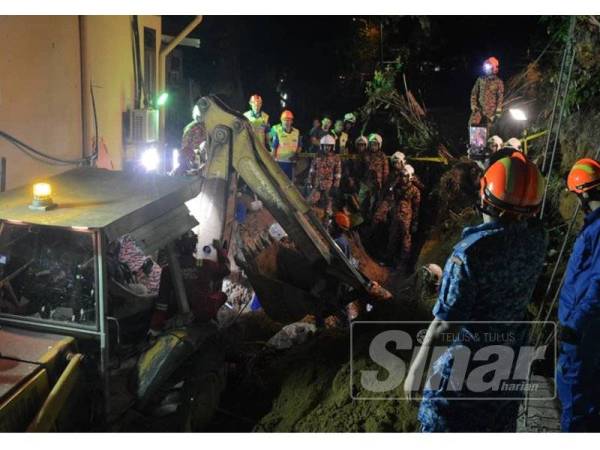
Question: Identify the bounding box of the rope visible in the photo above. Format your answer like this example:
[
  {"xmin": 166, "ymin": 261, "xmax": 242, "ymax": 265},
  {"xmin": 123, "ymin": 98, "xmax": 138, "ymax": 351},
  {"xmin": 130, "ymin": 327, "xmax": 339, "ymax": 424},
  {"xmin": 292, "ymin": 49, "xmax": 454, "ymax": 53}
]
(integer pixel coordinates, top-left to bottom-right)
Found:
[{"xmin": 540, "ymin": 17, "xmax": 577, "ymax": 219}]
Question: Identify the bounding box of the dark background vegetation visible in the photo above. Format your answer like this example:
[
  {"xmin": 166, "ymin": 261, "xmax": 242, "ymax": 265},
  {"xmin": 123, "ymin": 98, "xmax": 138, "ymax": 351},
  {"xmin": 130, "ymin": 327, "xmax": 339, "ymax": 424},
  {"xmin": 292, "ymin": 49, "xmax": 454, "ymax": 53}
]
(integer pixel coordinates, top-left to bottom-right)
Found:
[{"xmin": 162, "ymin": 15, "xmax": 541, "ymax": 149}]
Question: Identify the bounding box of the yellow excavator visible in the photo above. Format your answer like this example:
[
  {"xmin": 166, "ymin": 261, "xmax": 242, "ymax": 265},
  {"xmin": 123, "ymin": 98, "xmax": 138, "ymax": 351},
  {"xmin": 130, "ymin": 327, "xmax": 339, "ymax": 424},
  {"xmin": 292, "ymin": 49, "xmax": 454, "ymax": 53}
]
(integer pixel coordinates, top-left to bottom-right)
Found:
[{"xmin": 0, "ymin": 96, "xmax": 385, "ymax": 431}]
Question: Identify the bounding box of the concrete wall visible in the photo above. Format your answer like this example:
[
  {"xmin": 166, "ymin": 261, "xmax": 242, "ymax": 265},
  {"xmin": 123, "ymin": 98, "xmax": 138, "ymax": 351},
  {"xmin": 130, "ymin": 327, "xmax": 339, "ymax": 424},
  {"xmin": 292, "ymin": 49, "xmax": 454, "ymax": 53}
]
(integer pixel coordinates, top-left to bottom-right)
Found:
[
  {"xmin": 81, "ymin": 15, "xmax": 161, "ymax": 169},
  {"xmin": 0, "ymin": 16, "xmax": 83, "ymax": 190},
  {"xmin": 0, "ymin": 15, "xmax": 161, "ymax": 190}
]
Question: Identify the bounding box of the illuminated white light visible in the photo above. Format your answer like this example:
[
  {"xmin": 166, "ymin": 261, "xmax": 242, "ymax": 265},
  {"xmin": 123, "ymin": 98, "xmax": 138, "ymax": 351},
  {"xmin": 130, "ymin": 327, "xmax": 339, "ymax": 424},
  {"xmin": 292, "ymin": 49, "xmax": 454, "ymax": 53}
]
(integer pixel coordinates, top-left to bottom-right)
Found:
[
  {"xmin": 172, "ymin": 149, "xmax": 180, "ymax": 171},
  {"xmin": 280, "ymin": 100, "xmax": 286, "ymax": 108},
  {"xmin": 509, "ymin": 108, "xmax": 527, "ymax": 121},
  {"xmin": 141, "ymin": 147, "xmax": 160, "ymax": 171},
  {"xmin": 282, "ymin": 93, "xmax": 288, "ymax": 100}
]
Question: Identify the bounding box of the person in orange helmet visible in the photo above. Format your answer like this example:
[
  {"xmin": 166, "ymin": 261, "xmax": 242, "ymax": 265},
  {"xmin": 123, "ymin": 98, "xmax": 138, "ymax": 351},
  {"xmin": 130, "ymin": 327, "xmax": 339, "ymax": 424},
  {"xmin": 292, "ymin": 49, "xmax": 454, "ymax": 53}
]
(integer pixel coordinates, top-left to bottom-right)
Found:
[
  {"xmin": 405, "ymin": 152, "xmax": 547, "ymax": 432},
  {"xmin": 270, "ymin": 110, "xmax": 301, "ymax": 180},
  {"xmin": 557, "ymin": 158, "xmax": 600, "ymax": 431},
  {"xmin": 469, "ymin": 56, "xmax": 505, "ymax": 129}
]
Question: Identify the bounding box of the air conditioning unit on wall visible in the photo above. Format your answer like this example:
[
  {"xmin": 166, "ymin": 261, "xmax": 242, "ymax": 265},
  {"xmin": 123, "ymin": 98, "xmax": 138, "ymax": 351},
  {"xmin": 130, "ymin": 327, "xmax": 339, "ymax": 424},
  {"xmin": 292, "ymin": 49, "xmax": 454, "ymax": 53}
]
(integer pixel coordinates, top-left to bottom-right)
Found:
[{"xmin": 128, "ymin": 109, "xmax": 159, "ymax": 144}]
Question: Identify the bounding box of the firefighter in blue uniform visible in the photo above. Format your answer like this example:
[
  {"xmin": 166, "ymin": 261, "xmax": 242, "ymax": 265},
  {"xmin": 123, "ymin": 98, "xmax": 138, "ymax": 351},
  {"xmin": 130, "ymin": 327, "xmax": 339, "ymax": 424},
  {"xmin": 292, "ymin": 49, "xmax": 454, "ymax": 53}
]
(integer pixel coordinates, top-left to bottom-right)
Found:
[
  {"xmin": 404, "ymin": 152, "xmax": 547, "ymax": 432},
  {"xmin": 558, "ymin": 158, "xmax": 600, "ymax": 432}
]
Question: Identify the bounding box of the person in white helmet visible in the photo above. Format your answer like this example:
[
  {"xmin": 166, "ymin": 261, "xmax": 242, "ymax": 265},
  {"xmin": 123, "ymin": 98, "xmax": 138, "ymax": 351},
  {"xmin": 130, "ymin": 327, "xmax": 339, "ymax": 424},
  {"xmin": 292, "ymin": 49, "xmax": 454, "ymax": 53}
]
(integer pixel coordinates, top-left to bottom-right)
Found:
[
  {"xmin": 366, "ymin": 133, "xmax": 389, "ymax": 191},
  {"xmin": 403, "ymin": 163, "xmax": 425, "ymax": 191},
  {"xmin": 504, "ymin": 137, "xmax": 522, "ymax": 151},
  {"xmin": 307, "ymin": 134, "xmax": 342, "ymax": 218},
  {"xmin": 383, "ymin": 151, "xmax": 407, "ymax": 191},
  {"xmin": 487, "ymin": 135, "xmax": 503, "ymax": 153},
  {"xmin": 343, "ymin": 112, "xmax": 358, "ymax": 152},
  {"xmin": 358, "ymin": 133, "xmax": 389, "ymax": 219},
  {"xmin": 372, "ymin": 165, "xmax": 421, "ymax": 270}
]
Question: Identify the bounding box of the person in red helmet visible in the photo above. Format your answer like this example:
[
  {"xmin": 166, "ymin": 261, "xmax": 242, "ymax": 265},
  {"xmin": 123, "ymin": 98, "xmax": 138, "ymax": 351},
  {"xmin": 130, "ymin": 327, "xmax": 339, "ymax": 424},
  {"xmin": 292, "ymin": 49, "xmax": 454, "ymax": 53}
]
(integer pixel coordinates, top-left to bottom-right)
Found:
[
  {"xmin": 405, "ymin": 152, "xmax": 547, "ymax": 432},
  {"xmin": 469, "ymin": 57, "xmax": 505, "ymax": 129},
  {"xmin": 270, "ymin": 110, "xmax": 301, "ymax": 180},
  {"xmin": 557, "ymin": 158, "xmax": 600, "ymax": 431},
  {"xmin": 244, "ymin": 94, "xmax": 270, "ymax": 147}
]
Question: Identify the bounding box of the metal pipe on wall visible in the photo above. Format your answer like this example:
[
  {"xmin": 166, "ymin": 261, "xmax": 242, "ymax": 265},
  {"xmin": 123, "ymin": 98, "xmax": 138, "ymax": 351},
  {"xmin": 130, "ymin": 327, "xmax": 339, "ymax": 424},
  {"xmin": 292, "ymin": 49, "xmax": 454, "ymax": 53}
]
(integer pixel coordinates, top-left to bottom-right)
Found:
[{"xmin": 1, "ymin": 157, "xmax": 6, "ymax": 192}]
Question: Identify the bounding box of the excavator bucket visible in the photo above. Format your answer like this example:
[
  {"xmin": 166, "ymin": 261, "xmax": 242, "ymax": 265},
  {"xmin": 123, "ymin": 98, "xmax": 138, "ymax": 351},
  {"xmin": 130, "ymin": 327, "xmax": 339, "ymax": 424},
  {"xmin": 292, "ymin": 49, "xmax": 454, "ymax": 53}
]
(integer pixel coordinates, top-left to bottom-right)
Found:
[{"xmin": 193, "ymin": 96, "xmax": 370, "ymax": 294}]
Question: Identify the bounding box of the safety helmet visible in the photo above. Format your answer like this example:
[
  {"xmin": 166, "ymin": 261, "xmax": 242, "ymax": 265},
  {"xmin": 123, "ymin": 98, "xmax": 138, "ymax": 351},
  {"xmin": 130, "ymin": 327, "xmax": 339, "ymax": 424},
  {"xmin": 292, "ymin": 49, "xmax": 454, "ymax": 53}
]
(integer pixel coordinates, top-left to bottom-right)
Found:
[
  {"xmin": 355, "ymin": 136, "xmax": 368, "ymax": 146},
  {"xmin": 480, "ymin": 152, "xmax": 544, "ymax": 217},
  {"xmin": 334, "ymin": 212, "xmax": 351, "ymax": 231},
  {"xmin": 269, "ymin": 222, "xmax": 288, "ymax": 242},
  {"xmin": 192, "ymin": 104, "xmax": 201, "ymax": 121},
  {"xmin": 567, "ymin": 158, "xmax": 600, "ymax": 194},
  {"xmin": 280, "ymin": 110, "xmax": 294, "ymax": 121},
  {"xmin": 391, "ymin": 151, "xmax": 406, "ymax": 164},
  {"xmin": 488, "ymin": 135, "xmax": 503, "ymax": 148},
  {"xmin": 320, "ymin": 134, "xmax": 336, "ymax": 147},
  {"xmin": 484, "ymin": 57, "xmax": 500, "ymax": 72},
  {"xmin": 368, "ymin": 133, "xmax": 383, "ymax": 147},
  {"xmin": 404, "ymin": 164, "xmax": 415, "ymax": 180},
  {"xmin": 422, "ymin": 263, "xmax": 443, "ymax": 287},
  {"xmin": 504, "ymin": 137, "xmax": 522, "ymax": 150},
  {"xmin": 344, "ymin": 113, "xmax": 357, "ymax": 124},
  {"xmin": 198, "ymin": 244, "xmax": 219, "ymax": 263},
  {"xmin": 249, "ymin": 94, "xmax": 262, "ymax": 105}
]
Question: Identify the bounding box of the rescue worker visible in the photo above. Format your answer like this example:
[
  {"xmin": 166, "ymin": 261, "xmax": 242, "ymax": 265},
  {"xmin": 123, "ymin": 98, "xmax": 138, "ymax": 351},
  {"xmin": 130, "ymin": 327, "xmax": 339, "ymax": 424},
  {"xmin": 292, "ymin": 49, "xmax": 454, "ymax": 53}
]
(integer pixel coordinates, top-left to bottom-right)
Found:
[
  {"xmin": 349, "ymin": 135, "xmax": 369, "ymax": 182},
  {"xmin": 372, "ymin": 166, "xmax": 421, "ymax": 270},
  {"xmin": 343, "ymin": 113, "xmax": 358, "ymax": 152},
  {"xmin": 365, "ymin": 133, "xmax": 389, "ymax": 192},
  {"xmin": 179, "ymin": 102, "xmax": 207, "ymax": 173},
  {"xmin": 270, "ymin": 110, "xmax": 301, "ymax": 180},
  {"xmin": 333, "ymin": 119, "xmax": 349, "ymax": 154},
  {"xmin": 383, "ymin": 151, "xmax": 407, "ymax": 192},
  {"xmin": 243, "ymin": 94, "xmax": 270, "ymax": 147},
  {"xmin": 404, "ymin": 164, "xmax": 425, "ymax": 192},
  {"xmin": 341, "ymin": 135, "xmax": 369, "ymax": 221},
  {"xmin": 309, "ymin": 116, "xmax": 334, "ymax": 151},
  {"xmin": 332, "ymin": 211, "xmax": 353, "ymax": 260},
  {"xmin": 307, "ymin": 134, "xmax": 342, "ymax": 217},
  {"xmin": 359, "ymin": 133, "xmax": 389, "ymax": 218},
  {"xmin": 149, "ymin": 235, "xmax": 230, "ymax": 336},
  {"xmin": 469, "ymin": 57, "xmax": 505, "ymax": 128},
  {"xmin": 504, "ymin": 137, "xmax": 522, "ymax": 151},
  {"xmin": 488, "ymin": 135, "xmax": 503, "ymax": 153},
  {"xmin": 404, "ymin": 152, "xmax": 547, "ymax": 432},
  {"xmin": 557, "ymin": 158, "xmax": 600, "ymax": 431}
]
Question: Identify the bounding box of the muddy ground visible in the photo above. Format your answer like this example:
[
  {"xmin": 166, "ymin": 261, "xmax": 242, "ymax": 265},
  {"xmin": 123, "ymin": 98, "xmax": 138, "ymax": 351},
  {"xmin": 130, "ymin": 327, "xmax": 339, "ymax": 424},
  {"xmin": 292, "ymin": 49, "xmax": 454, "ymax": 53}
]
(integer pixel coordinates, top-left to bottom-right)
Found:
[{"xmin": 205, "ymin": 162, "xmax": 479, "ymax": 432}]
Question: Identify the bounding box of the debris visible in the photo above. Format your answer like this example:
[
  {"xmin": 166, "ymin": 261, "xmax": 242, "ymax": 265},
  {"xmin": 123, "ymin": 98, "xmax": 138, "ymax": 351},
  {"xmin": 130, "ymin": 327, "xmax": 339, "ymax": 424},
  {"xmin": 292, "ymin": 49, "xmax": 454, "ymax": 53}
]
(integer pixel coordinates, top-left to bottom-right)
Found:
[{"xmin": 267, "ymin": 321, "xmax": 317, "ymax": 349}]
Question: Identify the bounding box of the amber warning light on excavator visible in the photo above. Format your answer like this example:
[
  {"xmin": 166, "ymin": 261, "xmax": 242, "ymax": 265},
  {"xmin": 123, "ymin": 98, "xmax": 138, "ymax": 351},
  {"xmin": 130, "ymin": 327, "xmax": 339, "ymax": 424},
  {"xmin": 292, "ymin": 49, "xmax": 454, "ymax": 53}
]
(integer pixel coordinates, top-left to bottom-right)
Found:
[{"xmin": 29, "ymin": 182, "xmax": 56, "ymax": 211}]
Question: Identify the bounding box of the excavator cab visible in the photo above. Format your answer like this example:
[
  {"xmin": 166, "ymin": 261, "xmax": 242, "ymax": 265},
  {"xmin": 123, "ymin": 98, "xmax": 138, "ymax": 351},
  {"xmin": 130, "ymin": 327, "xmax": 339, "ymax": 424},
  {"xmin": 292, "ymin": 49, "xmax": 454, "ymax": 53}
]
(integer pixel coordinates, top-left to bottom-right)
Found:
[{"xmin": 0, "ymin": 168, "xmax": 206, "ymax": 431}]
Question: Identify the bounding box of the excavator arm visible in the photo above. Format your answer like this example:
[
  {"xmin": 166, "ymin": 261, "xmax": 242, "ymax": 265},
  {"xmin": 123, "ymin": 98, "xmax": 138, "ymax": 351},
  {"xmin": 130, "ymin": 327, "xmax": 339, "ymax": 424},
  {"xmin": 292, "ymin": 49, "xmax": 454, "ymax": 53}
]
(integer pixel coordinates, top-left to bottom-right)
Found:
[{"xmin": 193, "ymin": 95, "xmax": 369, "ymax": 291}]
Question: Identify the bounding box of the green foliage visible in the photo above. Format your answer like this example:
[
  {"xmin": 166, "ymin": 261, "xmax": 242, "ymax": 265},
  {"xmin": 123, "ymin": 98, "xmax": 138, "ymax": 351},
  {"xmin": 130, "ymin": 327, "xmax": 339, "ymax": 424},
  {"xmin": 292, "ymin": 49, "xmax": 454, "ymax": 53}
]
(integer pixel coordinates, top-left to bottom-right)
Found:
[{"xmin": 360, "ymin": 61, "xmax": 438, "ymax": 153}]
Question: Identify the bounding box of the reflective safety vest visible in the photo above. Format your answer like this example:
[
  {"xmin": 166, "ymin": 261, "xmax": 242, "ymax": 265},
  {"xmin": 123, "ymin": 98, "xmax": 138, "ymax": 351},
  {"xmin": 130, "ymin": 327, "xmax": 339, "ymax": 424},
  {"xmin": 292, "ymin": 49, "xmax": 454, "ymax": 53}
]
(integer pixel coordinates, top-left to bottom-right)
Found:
[
  {"xmin": 339, "ymin": 131, "xmax": 349, "ymax": 154},
  {"xmin": 272, "ymin": 124, "xmax": 300, "ymax": 162},
  {"xmin": 244, "ymin": 110, "xmax": 270, "ymax": 146}
]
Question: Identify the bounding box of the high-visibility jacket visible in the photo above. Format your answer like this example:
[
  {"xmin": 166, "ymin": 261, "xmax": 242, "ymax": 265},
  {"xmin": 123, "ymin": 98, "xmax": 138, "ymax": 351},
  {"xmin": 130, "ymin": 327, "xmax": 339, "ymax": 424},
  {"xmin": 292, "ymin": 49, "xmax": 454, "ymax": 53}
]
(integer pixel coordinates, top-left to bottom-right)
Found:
[
  {"xmin": 244, "ymin": 110, "xmax": 270, "ymax": 146},
  {"xmin": 339, "ymin": 131, "xmax": 349, "ymax": 154},
  {"xmin": 271, "ymin": 124, "xmax": 300, "ymax": 162}
]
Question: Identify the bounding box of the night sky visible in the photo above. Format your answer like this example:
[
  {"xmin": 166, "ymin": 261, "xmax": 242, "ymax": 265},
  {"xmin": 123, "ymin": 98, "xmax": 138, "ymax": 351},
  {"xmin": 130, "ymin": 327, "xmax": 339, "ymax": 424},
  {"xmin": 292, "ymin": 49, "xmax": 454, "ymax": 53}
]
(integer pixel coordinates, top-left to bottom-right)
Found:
[{"xmin": 162, "ymin": 15, "xmax": 543, "ymax": 148}]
